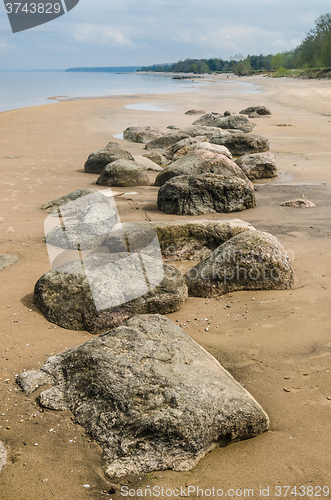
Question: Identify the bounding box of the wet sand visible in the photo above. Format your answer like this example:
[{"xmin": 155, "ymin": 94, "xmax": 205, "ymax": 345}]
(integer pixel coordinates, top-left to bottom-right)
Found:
[{"xmin": 1, "ymin": 74, "xmax": 331, "ymax": 499}]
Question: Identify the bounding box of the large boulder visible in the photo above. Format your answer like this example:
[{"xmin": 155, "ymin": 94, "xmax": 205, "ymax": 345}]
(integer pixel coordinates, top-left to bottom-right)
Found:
[
  {"xmin": 173, "ymin": 141, "xmax": 233, "ymax": 160},
  {"xmin": 210, "ymin": 132, "xmax": 270, "ymax": 156},
  {"xmin": 185, "ymin": 230, "xmax": 294, "ymax": 297},
  {"xmin": 143, "ymin": 151, "xmax": 170, "ymax": 167},
  {"xmin": 45, "ymin": 192, "xmax": 118, "ymax": 251},
  {"xmin": 193, "ymin": 113, "xmax": 254, "ymax": 133},
  {"xmin": 163, "ymin": 136, "xmax": 210, "ymax": 160},
  {"xmin": 157, "ymin": 174, "xmax": 256, "ymax": 216},
  {"xmin": 40, "ymin": 188, "xmax": 98, "ymax": 212},
  {"xmin": 33, "ymin": 254, "xmax": 187, "ymax": 334},
  {"xmin": 108, "ymin": 220, "xmax": 256, "ymax": 261},
  {"xmin": 154, "ymin": 150, "xmax": 252, "ymax": 187},
  {"xmin": 16, "ymin": 314, "xmax": 270, "ymax": 477},
  {"xmin": 235, "ymin": 153, "xmax": 277, "ymax": 181},
  {"xmin": 96, "ymin": 160, "xmax": 150, "ymax": 187},
  {"xmin": 134, "ymin": 155, "xmax": 163, "ymax": 171},
  {"xmin": 178, "ymin": 125, "xmax": 230, "ymax": 139},
  {"xmin": 239, "ymin": 106, "xmax": 271, "ymax": 116},
  {"xmin": 84, "ymin": 148, "xmax": 134, "ymax": 174},
  {"xmin": 123, "ymin": 126, "xmax": 166, "ymax": 144},
  {"xmin": 144, "ymin": 133, "xmax": 190, "ymax": 151}
]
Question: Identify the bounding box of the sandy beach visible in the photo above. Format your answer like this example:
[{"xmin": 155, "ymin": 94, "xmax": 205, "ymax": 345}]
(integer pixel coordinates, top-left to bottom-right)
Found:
[{"xmin": 1, "ymin": 74, "xmax": 331, "ymax": 499}]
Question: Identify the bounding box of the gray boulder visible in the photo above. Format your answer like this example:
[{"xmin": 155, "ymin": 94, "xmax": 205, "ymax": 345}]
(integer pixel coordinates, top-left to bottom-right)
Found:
[
  {"xmin": 235, "ymin": 153, "xmax": 277, "ymax": 181},
  {"xmin": 163, "ymin": 136, "xmax": 209, "ymax": 160},
  {"xmin": 154, "ymin": 150, "xmax": 252, "ymax": 187},
  {"xmin": 142, "ymin": 151, "xmax": 170, "ymax": 167},
  {"xmin": 210, "ymin": 132, "xmax": 270, "ymax": 156},
  {"xmin": 185, "ymin": 230, "xmax": 294, "ymax": 297},
  {"xmin": 179, "ymin": 125, "xmax": 230, "ymax": 139},
  {"xmin": 0, "ymin": 441, "xmax": 7, "ymax": 472},
  {"xmin": 157, "ymin": 174, "xmax": 256, "ymax": 216},
  {"xmin": 0, "ymin": 254, "xmax": 19, "ymax": 272},
  {"xmin": 108, "ymin": 220, "xmax": 256, "ymax": 261},
  {"xmin": 193, "ymin": 113, "xmax": 254, "ymax": 133},
  {"xmin": 84, "ymin": 148, "xmax": 134, "ymax": 174},
  {"xmin": 144, "ymin": 133, "xmax": 190, "ymax": 151},
  {"xmin": 16, "ymin": 314, "xmax": 269, "ymax": 477},
  {"xmin": 40, "ymin": 188, "xmax": 98, "ymax": 212},
  {"xmin": 134, "ymin": 155, "xmax": 163, "ymax": 171},
  {"xmin": 33, "ymin": 254, "xmax": 188, "ymax": 334},
  {"xmin": 173, "ymin": 141, "xmax": 233, "ymax": 160},
  {"xmin": 45, "ymin": 193, "xmax": 118, "ymax": 251},
  {"xmin": 280, "ymin": 199, "xmax": 316, "ymax": 208},
  {"xmin": 123, "ymin": 126, "xmax": 166, "ymax": 144},
  {"xmin": 96, "ymin": 160, "xmax": 150, "ymax": 187},
  {"xmin": 239, "ymin": 106, "xmax": 271, "ymax": 116},
  {"xmin": 185, "ymin": 108, "xmax": 206, "ymax": 115}
]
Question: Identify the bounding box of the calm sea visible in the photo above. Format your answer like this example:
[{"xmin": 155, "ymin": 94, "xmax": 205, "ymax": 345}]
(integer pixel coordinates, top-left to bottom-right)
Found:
[
  {"xmin": 0, "ymin": 71, "xmax": 206, "ymax": 113},
  {"xmin": 0, "ymin": 71, "xmax": 260, "ymax": 114}
]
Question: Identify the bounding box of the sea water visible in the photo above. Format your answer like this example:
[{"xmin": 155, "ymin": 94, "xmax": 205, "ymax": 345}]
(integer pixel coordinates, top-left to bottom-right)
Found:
[
  {"xmin": 0, "ymin": 71, "xmax": 260, "ymax": 114},
  {"xmin": 0, "ymin": 71, "xmax": 204, "ymax": 113}
]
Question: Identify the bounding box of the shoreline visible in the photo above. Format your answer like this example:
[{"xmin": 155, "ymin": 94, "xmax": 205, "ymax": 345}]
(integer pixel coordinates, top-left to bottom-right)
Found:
[{"xmin": 1, "ymin": 75, "xmax": 331, "ymax": 498}]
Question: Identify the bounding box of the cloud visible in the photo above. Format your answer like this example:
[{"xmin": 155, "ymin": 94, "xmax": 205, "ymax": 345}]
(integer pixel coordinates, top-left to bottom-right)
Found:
[{"xmin": 71, "ymin": 23, "xmax": 145, "ymax": 48}]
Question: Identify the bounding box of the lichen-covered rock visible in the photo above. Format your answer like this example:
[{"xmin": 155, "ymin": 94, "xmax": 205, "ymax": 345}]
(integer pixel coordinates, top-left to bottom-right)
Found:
[
  {"xmin": 157, "ymin": 174, "xmax": 256, "ymax": 216},
  {"xmin": 33, "ymin": 254, "xmax": 187, "ymax": 333},
  {"xmin": 107, "ymin": 220, "xmax": 256, "ymax": 261},
  {"xmin": 0, "ymin": 254, "xmax": 19, "ymax": 272},
  {"xmin": 185, "ymin": 230, "xmax": 294, "ymax": 297},
  {"xmin": 134, "ymin": 155, "xmax": 163, "ymax": 171},
  {"xmin": 84, "ymin": 148, "xmax": 134, "ymax": 174},
  {"xmin": 144, "ymin": 133, "xmax": 190, "ymax": 151},
  {"xmin": 96, "ymin": 160, "xmax": 150, "ymax": 187},
  {"xmin": 239, "ymin": 106, "xmax": 271, "ymax": 116},
  {"xmin": 173, "ymin": 141, "xmax": 233, "ymax": 160},
  {"xmin": 143, "ymin": 151, "xmax": 169, "ymax": 167},
  {"xmin": 235, "ymin": 153, "xmax": 277, "ymax": 181},
  {"xmin": 16, "ymin": 314, "xmax": 269, "ymax": 477},
  {"xmin": 163, "ymin": 136, "xmax": 210, "ymax": 160},
  {"xmin": 280, "ymin": 199, "xmax": 316, "ymax": 208},
  {"xmin": 178, "ymin": 125, "xmax": 230, "ymax": 139},
  {"xmin": 154, "ymin": 150, "xmax": 252, "ymax": 187},
  {"xmin": 45, "ymin": 194, "xmax": 118, "ymax": 250},
  {"xmin": 123, "ymin": 126, "xmax": 166, "ymax": 144},
  {"xmin": 210, "ymin": 132, "xmax": 269, "ymax": 156},
  {"xmin": 193, "ymin": 113, "xmax": 254, "ymax": 133},
  {"xmin": 40, "ymin": 188, "xmax": 98, "ymax": 212}
]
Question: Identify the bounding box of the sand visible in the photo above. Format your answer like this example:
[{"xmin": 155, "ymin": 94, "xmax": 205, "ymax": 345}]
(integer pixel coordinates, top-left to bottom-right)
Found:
[{"xmin": 1, "ymin": 74, "xmax": 331, "ymax": 499}]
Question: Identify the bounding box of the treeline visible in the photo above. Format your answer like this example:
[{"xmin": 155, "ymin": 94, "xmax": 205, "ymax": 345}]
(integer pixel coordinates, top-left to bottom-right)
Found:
[{"xmin": 139, "ymin": 14, "xmax": 331, "ymax": 75}]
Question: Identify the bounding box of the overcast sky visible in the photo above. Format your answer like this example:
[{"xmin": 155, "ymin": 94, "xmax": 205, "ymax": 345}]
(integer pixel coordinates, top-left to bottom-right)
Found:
[{"xmin": 0, "ymin": 0, "xmax": 330, "ymax": 69}]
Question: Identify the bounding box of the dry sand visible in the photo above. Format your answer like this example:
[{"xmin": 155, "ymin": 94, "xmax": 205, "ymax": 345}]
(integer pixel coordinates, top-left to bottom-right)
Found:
[{"xmin": 1, "ymin": 74, "xmax": 331, "ymax": 499}]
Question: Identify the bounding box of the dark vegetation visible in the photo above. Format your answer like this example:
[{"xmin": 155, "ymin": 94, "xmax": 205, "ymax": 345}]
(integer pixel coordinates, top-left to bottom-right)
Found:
[{"xmin": 138, "ymin": 14, "xmax": 331, "ymax": 77}]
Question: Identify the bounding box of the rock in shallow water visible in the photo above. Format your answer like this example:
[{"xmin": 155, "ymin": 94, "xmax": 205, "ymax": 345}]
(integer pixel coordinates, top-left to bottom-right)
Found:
[
  {"xmin": 16, "ymin": 314, "xmax": 269, "ymax": 477},
  {"xmin": 185, "ymin": 229, "xmax": 294, "ymax": 297},
  {"xmin": 157, "ymin": 174, "xmax": 256, "ymax": 216}
]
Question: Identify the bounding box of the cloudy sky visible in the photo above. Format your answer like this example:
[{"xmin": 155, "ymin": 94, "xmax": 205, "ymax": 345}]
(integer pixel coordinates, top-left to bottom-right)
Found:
[{"xmin": 0, "ymin": 0, "xmax": 330, "ymax": 69}]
